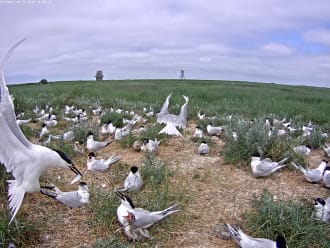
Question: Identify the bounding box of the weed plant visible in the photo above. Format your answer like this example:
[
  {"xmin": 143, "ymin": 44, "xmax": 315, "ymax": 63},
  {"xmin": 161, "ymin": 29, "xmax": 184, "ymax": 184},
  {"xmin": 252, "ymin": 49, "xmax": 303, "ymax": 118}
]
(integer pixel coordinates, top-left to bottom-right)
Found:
[{"xmin": 244, "ymin": 190, "xmax": 330, "ymax": 248}]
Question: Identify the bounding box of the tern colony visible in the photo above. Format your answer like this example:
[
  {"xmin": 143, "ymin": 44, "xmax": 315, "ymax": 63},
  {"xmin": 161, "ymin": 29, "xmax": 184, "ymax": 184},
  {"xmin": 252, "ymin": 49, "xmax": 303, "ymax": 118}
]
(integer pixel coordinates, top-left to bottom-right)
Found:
[{"xmin": 1, "ymin": 40, "xmax": 330, "ymax": 247}]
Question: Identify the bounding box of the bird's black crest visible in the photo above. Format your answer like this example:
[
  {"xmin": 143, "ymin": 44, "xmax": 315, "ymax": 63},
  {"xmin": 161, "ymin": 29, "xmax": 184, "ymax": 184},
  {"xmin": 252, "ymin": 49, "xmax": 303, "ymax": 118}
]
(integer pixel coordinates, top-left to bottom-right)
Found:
[
  {"xmin": 131, "ymin": 166, "xmax": 138, "ymax": 174},
  {"xmin": 143, "ymin": 138, "xmax": 149, "ymax": 144},
  {"xmin": 42, "ymin": 123, "xmax": 47, "ymax": 127},
  {"xmin": 79, "ymin": 182, "xmax": 87, "ymax": 186},
  {"xmin": 87, "ymin": 131, "xmax": 93, "ymax": 137},
  {"xmin": 315, "ymin": 198, "xmax": 326, "ymax": 206},
  {"xmin": 276, "ymin": 235, "xmax": 287, "ymax": 248},
  {"xmin": 53, "ymin": 149, "xmax": 73, "ymax": 164},
  {"xmin": 306, "ymin": 144, "xmax": 312, "ymax": 149},
  {"xmin": 88, "ymin": 152, "xmax": 96, "ymax": 157},
  {"xmin": 106, "ymin": 120, "xmax": 112, "ymax": 124}
]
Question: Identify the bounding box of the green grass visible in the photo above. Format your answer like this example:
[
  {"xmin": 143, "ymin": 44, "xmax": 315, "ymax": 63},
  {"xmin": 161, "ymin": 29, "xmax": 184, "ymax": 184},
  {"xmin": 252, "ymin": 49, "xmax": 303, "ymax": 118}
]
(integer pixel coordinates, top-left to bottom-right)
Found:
[
  {"xmin": 243, "ymin": 190, "xmax": 330, "ymax": 248},
  {"xmin": 90, "ymin": 155, "xmax": 189, "ymax": 246}
]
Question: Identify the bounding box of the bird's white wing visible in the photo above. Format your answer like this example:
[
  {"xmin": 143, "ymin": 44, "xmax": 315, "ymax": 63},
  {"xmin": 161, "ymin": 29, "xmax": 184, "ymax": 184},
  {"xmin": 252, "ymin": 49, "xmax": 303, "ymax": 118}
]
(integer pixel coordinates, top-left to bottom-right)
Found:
[
  {"xmin": 0, "ymin": 39, "xmax": 34, "ymax": 224},
  {"xmin": 0, "ymin": 38, "xmax": 32, "ymax": 150},
  {"xmin": 0, "ymin": 39, "xmax": 33, "ymax": 174}
]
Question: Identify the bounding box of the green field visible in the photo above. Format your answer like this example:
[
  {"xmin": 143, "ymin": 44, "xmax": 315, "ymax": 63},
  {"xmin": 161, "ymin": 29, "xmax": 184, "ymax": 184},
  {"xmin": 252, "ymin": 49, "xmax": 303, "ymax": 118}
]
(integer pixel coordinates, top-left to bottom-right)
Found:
[{"xmin": 1, "ymin": 79, "xmax": 330, "ymax": 247}]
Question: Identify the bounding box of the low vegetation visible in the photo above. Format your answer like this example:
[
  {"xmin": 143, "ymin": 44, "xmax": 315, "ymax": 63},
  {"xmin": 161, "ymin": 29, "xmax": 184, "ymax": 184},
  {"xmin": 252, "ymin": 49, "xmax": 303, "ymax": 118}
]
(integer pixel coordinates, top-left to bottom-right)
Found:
[{"xmin": 243, "ymin": 190, "xmax": 330, "ymax": 248}]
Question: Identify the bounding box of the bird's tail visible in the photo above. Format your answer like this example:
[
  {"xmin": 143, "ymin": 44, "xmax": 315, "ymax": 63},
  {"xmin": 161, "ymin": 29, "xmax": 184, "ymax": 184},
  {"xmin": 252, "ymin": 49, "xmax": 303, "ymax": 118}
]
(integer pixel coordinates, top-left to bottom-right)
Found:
[
  {"xmin": 40, "ymin": 184, "xmax": 61, "ymax": 199},
  {"xmin": 7, "ymin": 180, "xmax": 25, "ymax": 225},
  {"xmin": 226, "ymin": 223, "xmax": 242, "ymax": 245},
  {"xmin": 104, "ymin": 154, "xmax": 121, "ymax": 167},
  {"xmin": 158, "ymin": 123, "xmax": 183, "ymax": 137},
  {"xmin": 278, "ymin": 157, "xmax": 289, "ymax": 165},
  {"xmin": 290, "ymin": 162, "xmax": 306, "ymax": 173},
  {"xmin": 159, "ymin": 204, "xmax": 181, "ymax": 217}
]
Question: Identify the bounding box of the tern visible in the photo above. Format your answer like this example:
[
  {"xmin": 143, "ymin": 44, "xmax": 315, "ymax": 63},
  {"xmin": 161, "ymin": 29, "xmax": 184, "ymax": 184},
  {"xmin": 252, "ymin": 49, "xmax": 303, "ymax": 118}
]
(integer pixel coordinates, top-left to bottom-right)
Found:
[
  {"xmin": 118, "ymin": 166, "xmax": 143, "ymax": 192},
  {"xmin": 74, "ymin": 141, "xmax": 84, "ymax": 154},
  {"xmin": 141, "ymin": 138, "xmax": 161, "ymax": 154},
  {"xmin": 251, "ymin": 154, "xmax": 288, "ymax": 177},
  {"xmin": 293, "ymin": 145, "xmax": 312, "ymax": 156},
  {"xmin": 87, "ymin": 152, "xmax": 121, "ymax": 172},
  {"xmin": 207, "ymin": 124, "xmax": 224, "ymax": 136},
  {"xmin": 198, "ymin": 141, "xmax": 209, "ymax": 155},
  {"xmin": 86, "ymin": 131, "xmax": 112, "ymax": 152},
  {"xmin": 322, "ymin": 166, "xmax": 330, "ymax": 188},
  {"xmin": 39, "ymin": 123, "xmax": 49, "ymax": 139},
  {"xmin": 313, "ymin": 197, "xmax": 330, "ymax": 222},
  {"xmin": 226, "ymin": 223, "xmax": 288, "ymax": 248},
  {"xmin": 0, "ymin": 39, "xmax": 82, "ymax": 224},
  {"xmin": 16, "ymin": 117, "xmax": 31, "ymax": 126},
  {"xmin": 157, "ymin": 94, "xmax": 189, "ymax": 129},
  {"xmin": 100, "ymin": 120, "xmax": 116, "ymax": 135},
  {"xmin": 291, "ymin": 160, "xmax": 328, "ymax": 183},
  {"xmin": 323, "ymin": 143, "xmax": 330, "ymax": 157},
  {"xmin": 193, "ymin": 126, "xmax": 203, "ymax": 138},
  {"xmin": 40, "ymin": 182, "xmax": 89, "ymax": 207},
  {"xmin": 116, "ymin": 192, "xmax": 180, "ymax": 239}
]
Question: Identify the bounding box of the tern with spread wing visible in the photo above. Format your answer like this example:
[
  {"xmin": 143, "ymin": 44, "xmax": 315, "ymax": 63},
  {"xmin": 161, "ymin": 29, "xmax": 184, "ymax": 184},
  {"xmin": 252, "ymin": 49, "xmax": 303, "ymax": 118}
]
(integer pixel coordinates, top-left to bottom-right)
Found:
[{"xmin": 0, "ymin": 39, "xmax": 82, "ymax": 224}]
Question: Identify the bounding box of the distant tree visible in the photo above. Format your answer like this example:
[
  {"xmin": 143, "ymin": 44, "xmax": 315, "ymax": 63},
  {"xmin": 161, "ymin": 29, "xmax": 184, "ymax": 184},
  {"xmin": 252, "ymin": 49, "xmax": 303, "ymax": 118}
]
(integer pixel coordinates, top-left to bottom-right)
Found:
[{"xmin": 40, "ymin": 78, "xmax": 48, "ymax": 84}]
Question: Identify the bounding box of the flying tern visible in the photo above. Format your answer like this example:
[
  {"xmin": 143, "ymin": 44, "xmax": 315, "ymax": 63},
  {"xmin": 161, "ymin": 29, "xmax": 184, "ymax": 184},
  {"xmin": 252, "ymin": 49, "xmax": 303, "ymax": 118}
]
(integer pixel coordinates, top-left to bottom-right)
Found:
[{"xmin": 0, "ymin": 39, "xmax": 82, "ymax": 223}]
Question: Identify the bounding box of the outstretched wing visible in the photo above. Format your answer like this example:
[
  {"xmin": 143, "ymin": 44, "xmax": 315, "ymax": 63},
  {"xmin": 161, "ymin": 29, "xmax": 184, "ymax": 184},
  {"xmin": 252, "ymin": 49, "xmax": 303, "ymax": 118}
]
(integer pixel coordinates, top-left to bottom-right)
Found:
[{"xmin": 0, "ymin": 38, "xmax": 32, "ymax": 150}]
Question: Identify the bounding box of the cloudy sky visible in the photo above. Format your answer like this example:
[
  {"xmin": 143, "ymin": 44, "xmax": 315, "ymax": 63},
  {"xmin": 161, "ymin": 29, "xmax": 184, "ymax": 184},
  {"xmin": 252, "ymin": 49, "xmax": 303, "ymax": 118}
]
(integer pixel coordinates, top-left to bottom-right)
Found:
[{"xmin": 0, "ymin": 0, "xmax": 330, "ymax": 87}]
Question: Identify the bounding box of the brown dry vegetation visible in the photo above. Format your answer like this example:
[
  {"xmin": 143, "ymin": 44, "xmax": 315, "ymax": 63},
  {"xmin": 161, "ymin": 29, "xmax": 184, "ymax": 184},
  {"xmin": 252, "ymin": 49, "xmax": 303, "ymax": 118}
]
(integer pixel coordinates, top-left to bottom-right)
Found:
[{"xmin": 3, "ymin": 120, "xmax": 329, "ymax": 248}]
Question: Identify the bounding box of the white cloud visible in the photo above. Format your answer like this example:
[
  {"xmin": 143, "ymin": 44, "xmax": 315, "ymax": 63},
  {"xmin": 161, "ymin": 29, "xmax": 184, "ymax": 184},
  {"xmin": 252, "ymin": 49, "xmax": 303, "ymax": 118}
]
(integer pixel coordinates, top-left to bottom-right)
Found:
[
  {"xmin": 260, "ymin": 43, "xmax": 293, "ymax": 56},
  {"xmin": 303, "ymin": 28, "xmax": 330, "ymax": 47},
  {"xmin": 0, "ymin": 0, "xmax": 330, "ymax": 87}
]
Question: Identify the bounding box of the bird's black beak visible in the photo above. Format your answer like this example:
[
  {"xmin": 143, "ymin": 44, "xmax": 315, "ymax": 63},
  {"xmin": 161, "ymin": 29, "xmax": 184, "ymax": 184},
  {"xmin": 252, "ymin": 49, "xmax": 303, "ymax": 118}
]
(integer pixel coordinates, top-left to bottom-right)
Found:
[
  {"xmin": 115, "ymin": 191, "xmax": 125, "ymax": 200},
  {"xmin": 69, "ymin": 164, "xmax": 82, "ymax": 176}
]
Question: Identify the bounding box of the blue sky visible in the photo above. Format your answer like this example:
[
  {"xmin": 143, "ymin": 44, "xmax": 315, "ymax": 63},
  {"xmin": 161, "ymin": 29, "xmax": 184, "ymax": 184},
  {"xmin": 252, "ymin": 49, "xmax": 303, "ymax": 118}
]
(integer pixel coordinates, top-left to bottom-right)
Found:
[{"xmin": 0, "ymin": 0, "xmax": 329, "ymax": 87}]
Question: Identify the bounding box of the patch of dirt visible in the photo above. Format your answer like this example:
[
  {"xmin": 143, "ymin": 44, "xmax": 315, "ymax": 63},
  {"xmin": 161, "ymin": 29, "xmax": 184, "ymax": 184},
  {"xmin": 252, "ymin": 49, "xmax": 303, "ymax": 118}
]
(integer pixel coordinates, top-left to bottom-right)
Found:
[{"xmin": 4, "ymin": 121, "xmax": 330, "ymax": 248}]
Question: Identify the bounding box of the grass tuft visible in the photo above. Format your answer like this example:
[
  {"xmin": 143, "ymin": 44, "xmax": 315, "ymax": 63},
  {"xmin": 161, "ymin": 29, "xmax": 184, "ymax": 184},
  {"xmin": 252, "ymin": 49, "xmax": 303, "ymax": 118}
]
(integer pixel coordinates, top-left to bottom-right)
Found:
[{"xmin": 243, "ymin": 189, "xmax": 330, "ymax": 248}]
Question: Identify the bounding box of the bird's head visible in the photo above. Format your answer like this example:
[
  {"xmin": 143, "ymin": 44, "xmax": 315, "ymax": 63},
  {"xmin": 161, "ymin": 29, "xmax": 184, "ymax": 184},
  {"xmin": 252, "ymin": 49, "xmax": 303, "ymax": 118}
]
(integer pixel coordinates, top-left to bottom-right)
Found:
[
  {"xmin": 53, "ymin": 149, "xmax": 82, "ymax": 177},
  {"xmin": 88, "ymin": 152, "xmax": 96, "ymax": 161},
  {"xmin": 313, "ymin": 198, "xmax": 326, "ymax": 209},
  {"xmin": 276, "ymin": 235, "xmax": 287, "ymax": 248},
  {"xmin": 115, "ymin": 191, "xmax": 135, "ymax": 209},
  {"xmin": 130, "ymin": 166, "xmax": 139, "ymax": 174}
]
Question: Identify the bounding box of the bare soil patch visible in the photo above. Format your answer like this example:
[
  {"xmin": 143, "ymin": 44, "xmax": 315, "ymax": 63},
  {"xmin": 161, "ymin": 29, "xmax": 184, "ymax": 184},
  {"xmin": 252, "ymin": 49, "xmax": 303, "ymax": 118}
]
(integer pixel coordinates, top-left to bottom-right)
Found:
[{"xmin": 5, "ymin": 121, "xmax": 330, "ymax": 248}]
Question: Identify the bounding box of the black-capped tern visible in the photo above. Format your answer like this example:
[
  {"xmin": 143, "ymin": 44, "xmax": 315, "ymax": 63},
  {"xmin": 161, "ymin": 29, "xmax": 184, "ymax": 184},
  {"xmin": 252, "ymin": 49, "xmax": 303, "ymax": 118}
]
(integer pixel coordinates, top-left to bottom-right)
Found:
[
  {"xmin": 86, "ymin": 131, "xmax": 112, "ymax": 152},
  {"xmin": 293, "ymin": 145, "xmax": 311, "ymax": 156},
  {"xmin": 322, "ymin": 166, "xmax": 330, "ymax": 188},
  {"xmin": 291, "ymin": 160, "xmax": 328, "ymax": 183},
  {"xmin": 226, "ymin": 223, "xmax": 288, "ymax": 248},
  {"xmin": 0, "ymin": 39, "xmax": 83, "ymax": 223},
  {"xmin": 87, "ymin": 152, "xmax": 121, "ymax": 172},
  {"xmin": 313, "ymin": 197, "xmax": 330, "ymax": 222},
  {"xmin": 251, "ymin": 154, "xmax": 288, "ymax": 177},
  {"xmin": 118, "ymin": 166, "xmax": 143, "ymax": 192},
  {"xmin": 40, "ymin": 182, "xmax": 89, "ymax": 207},
  {"xmin": 198, "ymin": 141, "xmax": 209, "ymax": 155}
]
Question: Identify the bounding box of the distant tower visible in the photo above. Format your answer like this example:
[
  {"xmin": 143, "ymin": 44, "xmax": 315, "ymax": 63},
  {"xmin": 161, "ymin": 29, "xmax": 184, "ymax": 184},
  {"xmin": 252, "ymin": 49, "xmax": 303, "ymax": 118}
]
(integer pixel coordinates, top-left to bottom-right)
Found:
[
  {"xmin": 180, "ymin": 69, "xmax": 185, "ymax": 80},
  {"xmin": 95, "ymin": 70, "xmax": 104, "ymax": 81}
]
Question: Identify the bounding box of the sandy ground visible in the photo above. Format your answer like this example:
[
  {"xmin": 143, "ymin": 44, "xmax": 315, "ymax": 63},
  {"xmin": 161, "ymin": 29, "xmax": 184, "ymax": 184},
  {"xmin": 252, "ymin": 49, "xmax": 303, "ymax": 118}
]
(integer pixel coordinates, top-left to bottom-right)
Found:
[{"xmin": 3, "ymin": 121, "xmax": 329, "ymax": 248}]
